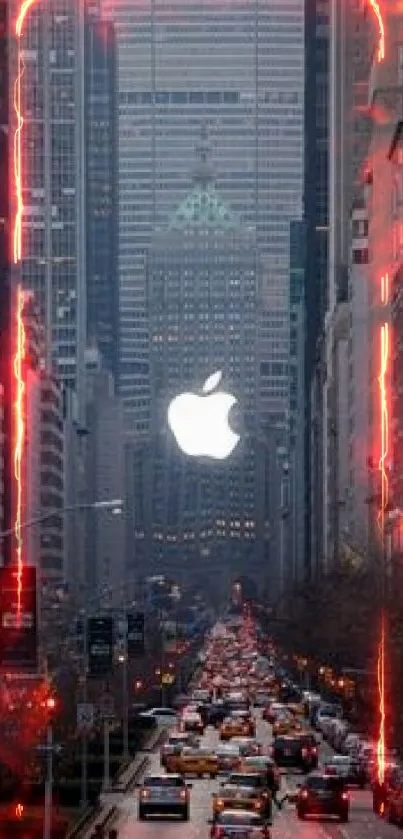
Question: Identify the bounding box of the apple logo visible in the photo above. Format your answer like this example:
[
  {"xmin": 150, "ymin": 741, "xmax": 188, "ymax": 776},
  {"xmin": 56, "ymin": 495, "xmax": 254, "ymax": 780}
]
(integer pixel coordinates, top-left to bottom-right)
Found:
[{"xmin": 167, "ymin": 371, "xmax": 240, "ymax": 460}]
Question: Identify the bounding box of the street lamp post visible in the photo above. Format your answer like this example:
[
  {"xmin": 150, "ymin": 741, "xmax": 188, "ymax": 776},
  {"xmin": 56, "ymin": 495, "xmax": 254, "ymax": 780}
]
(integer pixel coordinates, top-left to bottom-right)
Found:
[
  {"xmin": 0, "ymin": 499, "xmax": 124, "ymax": 541},
  {"xmin": 80, "ymin": 612, "xmax": 88, "ymax": 809}
]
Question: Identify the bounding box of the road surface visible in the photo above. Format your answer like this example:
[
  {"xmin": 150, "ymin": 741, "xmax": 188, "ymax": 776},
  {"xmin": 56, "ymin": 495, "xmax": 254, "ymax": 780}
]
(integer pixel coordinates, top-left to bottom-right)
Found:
[{"xmin": 107, "ymin": 713, "xmax": 402, "ymax": 839}]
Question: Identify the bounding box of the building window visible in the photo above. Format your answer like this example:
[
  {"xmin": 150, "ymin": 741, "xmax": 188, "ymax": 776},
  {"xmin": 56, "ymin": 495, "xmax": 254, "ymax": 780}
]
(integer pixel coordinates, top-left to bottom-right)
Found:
[{"xmin": 352, "ymin": 248, "xmax": 368, "ymax": 264}]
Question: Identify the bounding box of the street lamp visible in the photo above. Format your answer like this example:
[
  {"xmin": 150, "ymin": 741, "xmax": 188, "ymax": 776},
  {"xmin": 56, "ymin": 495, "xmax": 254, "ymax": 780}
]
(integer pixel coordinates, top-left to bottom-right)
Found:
[{"xmin": 0, "ymin": 499, "xmax": 124, "ymax": 541}]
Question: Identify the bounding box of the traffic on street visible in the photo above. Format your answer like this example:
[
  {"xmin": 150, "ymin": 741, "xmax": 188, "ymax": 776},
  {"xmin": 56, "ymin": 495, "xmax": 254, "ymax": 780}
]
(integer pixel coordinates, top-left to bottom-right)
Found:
[{"xmin": 102, "ymin": 607, "xmax": 403, "ymax": 839}]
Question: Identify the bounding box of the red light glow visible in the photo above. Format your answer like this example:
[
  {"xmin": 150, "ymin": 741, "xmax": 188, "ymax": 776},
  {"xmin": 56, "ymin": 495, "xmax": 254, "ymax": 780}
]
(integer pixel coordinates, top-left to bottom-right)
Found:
[
  {"xmin": 13, "ymin": 287, "xmax": 26, "ymax": 622},
  {"xmin": 15, "ymin": 802, "xmax": 24, "ymax": 819},
  {"xmin": 378, "ymin": 274, "xmax": 389, "ymax": 535},
  {"xmin": 369, "ymin": 0, "xmax": 386, "ymax": 62},
  {"xmin": 377, "ymin": 613, "xmax": 386, "ymax": 787},
  {"xmin": 13, "ymin": 0, "xmax": 40, "ymax": 263}
]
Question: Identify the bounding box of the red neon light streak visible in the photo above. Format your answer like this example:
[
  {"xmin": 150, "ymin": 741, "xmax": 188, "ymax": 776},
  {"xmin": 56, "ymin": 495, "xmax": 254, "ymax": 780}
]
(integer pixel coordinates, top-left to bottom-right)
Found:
[
  {"xmin": 377, "ymin": 271, "xmax": 389, "ymax": 795},
  {"xmin": 378, "ymin": 274, "xmax": 389, "ymax": 534},
  {"xmin": 369, "ymin": 0, "xmax": 386, "ymax": 62},
  {"xmin": 13, "ymin": 0, "xmax": 39, "ymax": 264},
  {"xmin": 14, "ymin": 287, "xmax": 26, "ymax": 621},
  {"xmin": 377, "ymin": 613, "xmax": 386, "ymax": 788}
]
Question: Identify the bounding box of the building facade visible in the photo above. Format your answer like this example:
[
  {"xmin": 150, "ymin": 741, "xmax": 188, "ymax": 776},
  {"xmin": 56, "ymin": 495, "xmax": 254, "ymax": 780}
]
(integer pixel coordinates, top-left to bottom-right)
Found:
[
  {"xmin": 85, "ymin": 5, "xmax": 118, "ymax": 375},
  {"xmin": 84, "ymin": 348, "xmax": 126, "ymax": 604},
  {"xmin": 102, "ymin": 0, "xmax": 304, "ymax": 435},
  {"xmin": 10, "ymin": 0, "xmax": 87, "ymax": 407},
  {"xmin": 0, "ymin": 0, "xmax": 10, "ymax": 561},
  {"xmin": 145, "ymin": 154, "xmax": 265, "ymax": 595},
  {"xmin": 316, "ymin": 0, "xmax": 373, "ymax": 573},
  {"xmin": 304, "ymin": 0, "xmax": 330, "ymax": 578}
]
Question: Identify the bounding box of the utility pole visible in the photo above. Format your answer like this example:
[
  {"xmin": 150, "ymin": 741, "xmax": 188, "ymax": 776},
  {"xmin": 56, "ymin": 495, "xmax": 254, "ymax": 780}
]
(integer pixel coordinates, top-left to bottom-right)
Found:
[
  {"xmin": 122, "ymin": 611, "xmax": 129, "ymax": 760},
  {"xmin": 43, "ymin": 697, "xmax": 56, "ymax": 839},
  {"xmin": 103, "ymin": 717, "xmax": 110, "ymax": 792},
  {"xmin": 80, "ymin": 612, "xmax": 88, "ymax": 808}
]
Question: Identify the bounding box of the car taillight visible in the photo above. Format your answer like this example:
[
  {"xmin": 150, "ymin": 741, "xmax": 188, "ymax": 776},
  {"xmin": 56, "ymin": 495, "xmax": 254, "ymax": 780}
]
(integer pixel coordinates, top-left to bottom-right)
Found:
[
  {"xmin": 311, "ymin": 746, "xmax": 317, "ymax": 755},
  {"xmin": 300, "ymin": 789, "xmax": 308, "ymax": 799},
  {"xmin": 342, "ymin": 791, "xmax": 349, "ymax": 801},
  {"xmin": 301, "ymin": 748, "xmax": 308, "ymax": 757},
  {"xmin": 216, "ymin": 798, "xmax": 224, "ymax": 808},
  {"xmin": 254, "ymin": 799, "xmax": 262, "ymax": 809},
  {"xmin": 140, "ymin": 789, "xmax": 149, "ymax": 799}
]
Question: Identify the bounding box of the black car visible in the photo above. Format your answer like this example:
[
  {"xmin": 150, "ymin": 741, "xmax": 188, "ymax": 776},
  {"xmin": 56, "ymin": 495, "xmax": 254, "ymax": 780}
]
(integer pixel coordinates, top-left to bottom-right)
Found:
[
  {"xmin": 324, "ymin": 755, "xmax": 366, "ymax": 788},
  {"xmin": 296, "ymin": 772, "xmax": 349, "ymax": 821},
  {"xmin": 273, "ymin": 734, "xmax": 318, "ymax": 772},
  {"xmin": 207, "ymin": 702, "xmax": 228, "ymax": 727}
]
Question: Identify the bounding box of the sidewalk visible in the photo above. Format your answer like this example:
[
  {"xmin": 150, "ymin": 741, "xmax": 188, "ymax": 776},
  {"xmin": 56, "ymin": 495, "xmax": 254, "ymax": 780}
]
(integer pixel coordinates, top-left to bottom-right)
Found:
[{"xmin": 72, "ymin": 726, "xmax": 164, "ymax": 839}]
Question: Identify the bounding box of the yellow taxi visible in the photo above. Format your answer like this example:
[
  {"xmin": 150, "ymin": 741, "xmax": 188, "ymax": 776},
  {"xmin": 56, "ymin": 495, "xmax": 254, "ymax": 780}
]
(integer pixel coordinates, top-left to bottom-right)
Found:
[
  {"xmin": 212, "ymin": 783, "xmax": 269, "ymax": 819},
  {"xmin": 272, "ymin": 716, "xmax": 301, "ymax": 737},
  {"xmin": 165, "ymin": 747, "xmax": 219, "ymax": 778},
  {"xmin": 220, "ymin": 716, "xmax": 254, "ymax": 741},
  {"xmin": 287, "ymin": 702, "xmax": 305, "ymax": 716}
]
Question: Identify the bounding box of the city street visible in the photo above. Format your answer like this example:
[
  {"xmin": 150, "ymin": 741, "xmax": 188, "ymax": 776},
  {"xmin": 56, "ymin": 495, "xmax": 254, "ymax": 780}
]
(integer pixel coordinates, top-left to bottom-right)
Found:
[{"xmin": 109, "ymin": 713, "xmax": 403, "ymax": 839}]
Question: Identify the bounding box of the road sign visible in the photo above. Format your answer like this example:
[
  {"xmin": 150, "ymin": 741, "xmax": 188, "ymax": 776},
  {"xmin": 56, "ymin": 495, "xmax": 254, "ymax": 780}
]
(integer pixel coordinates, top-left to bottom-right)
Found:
[
  {"xmin": 0, "ymin": 565, "xmax": 38, "ymax": 671},
  {"xmin": 77, "ymin": 702, "xmax": 94, "ymax": 731},
  {"xmin": 88, "ymin": 616, "xmax": 113, "ymax": 677}
]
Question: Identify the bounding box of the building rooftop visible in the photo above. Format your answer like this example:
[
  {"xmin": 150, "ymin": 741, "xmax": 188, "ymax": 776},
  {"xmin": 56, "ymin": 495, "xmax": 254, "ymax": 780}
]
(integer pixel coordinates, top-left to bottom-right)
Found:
[{"xmin": 168, "ymin": 126, "xmax": 240, "ymax": 232}]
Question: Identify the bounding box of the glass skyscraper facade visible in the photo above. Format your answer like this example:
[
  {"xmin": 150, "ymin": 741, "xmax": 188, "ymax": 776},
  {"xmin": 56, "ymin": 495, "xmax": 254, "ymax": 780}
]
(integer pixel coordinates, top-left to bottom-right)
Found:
[
  {"xmin": 11, "ymin": 0, "xmax": 86, "ymax": 407},
  {"xmin": 85, "ymin": 6, "xmax": 118, "ymax": 375},
  {"xmin": 102, "ymin": 0, "xmax": 305, "ymax": 434}
]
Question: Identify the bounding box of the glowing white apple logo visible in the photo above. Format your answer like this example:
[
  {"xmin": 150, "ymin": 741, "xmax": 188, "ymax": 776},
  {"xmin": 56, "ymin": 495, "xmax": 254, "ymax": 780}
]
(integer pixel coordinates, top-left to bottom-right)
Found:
[{"xmin": 167, "ymin": 371, "xmax": 240, "ymax": 460}]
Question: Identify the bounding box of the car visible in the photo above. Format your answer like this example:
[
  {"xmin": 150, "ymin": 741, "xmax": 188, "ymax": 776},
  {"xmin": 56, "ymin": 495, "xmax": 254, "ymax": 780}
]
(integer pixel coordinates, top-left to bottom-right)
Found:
[
  {"xmin": 181, "ymin": 709, "xmax": 205, "ymax": 734},
  {"xmin": 210, "ymin": 809, "xmax": 271, "ymax": 838},
  {"xmin": 165, "ymin": 746, "xmax": 219, "ymax": 778},
  {"xmin": 137, "ymin": 774, "xmax": 191, "ymax": 820},
  {"xmin": 296, "ymin": 772, "xmax": 349, "ymax": 822},
  {"xmin": 223, "ymin": 773, "xmax": 272, "ymax": 818},
  {"xmin": 272, "ymin": 734, "xmax": 318, "ymax": 772},
  {"xmin": 324, "ymin": 755, "xmax": 367, "ymax": 788},
  {"xmin": 139, "ymin": 707, "xmax": 178, "ymax": 726},
  {"xmin": 216, "ymin": 744, "xmax": 243, "ymax": 772},
  {"xmin": 239, "ymin": 757, "xmax": 281, "ymax": 791},
  {"xmin": 231, "ymin": 738, "xmax": 262, "ymax": 757},
  {"xmin": 208, "ymin": 702, "xmax": 229, "ymax": 727},
  {"xmin": 212, "ymin": 783, "xmax": 270, "ymax": 820},
  {"xmin": 160, "ymin": 732, "xmax": 200, "ymax": 768},
  {"xmin": 220, "ymin": 716, "xmax": 251, "ymax": 741}
]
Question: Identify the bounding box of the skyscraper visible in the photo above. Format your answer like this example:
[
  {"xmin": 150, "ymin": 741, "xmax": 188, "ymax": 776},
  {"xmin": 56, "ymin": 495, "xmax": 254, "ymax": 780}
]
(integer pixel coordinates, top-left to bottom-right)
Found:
[
  {"xmin": 0, "ymin": 0, "xmax": 9, "ymax": 560},
  {"xmin": 11, "ymin": 0, "xmax": 87, "ymax": 407},
  {"xmin": 85, "ymin": 5, "xmax": 118, "ymax": 374},
  {"xmin": 144, "ymin": 144, "xmax": 265, "ymax": 593},
  {"xmin": 102, "ymin": 0, "xmax": 305, "ymax": 434}
]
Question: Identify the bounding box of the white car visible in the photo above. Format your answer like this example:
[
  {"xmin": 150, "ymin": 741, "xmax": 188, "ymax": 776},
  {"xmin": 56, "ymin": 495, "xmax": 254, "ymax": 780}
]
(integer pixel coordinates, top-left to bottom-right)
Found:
[
  {"xmin": 181, "ymin": 710, "xmax": 204, "ymax": 733},
  {"xmin": 140, "ymin": 707, "xmax": 178, "ymax": 726}
]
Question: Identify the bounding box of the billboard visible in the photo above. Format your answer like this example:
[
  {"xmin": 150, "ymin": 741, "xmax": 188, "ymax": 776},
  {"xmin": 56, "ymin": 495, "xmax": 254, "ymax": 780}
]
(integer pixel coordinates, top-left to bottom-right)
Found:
[
  {"xmin": 87, "ymin": 616, "xmax": 113, "ymax": 677},
  {"xmin": 127, "ymin": 612, "xmax": 145, "ymax": 657},
  {"xmin": 0, "ymin": 565, "xmax": 38, "ymax": 671}
]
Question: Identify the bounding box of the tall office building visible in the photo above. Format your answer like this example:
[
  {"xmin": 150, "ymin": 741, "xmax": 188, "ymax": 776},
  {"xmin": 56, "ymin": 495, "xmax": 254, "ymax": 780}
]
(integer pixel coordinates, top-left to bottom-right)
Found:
[
  {"xmin": 0, "ymin": 0, "xmax": 10, "ymax": 560},
  {"xmin": 314, "ymin": 0, "xmax": 372, "ymax": 572},
  {"xmin": 102, "ymin": 0, "xmax": 305, "ymax": 434},
  {"xmin": 85, "ymin": 4, "xmax": 118, "ymax": 375},
  {"xmin": 304, "ymin": 0, "xmax": 330, "ymax": 578},
  {"xmin": 144, "ymin": 146, "xmax": 265, "ymax": 594},
  {"xmin": 10, "ymin": 0, "xmax": 87, "ymax": 408}
]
